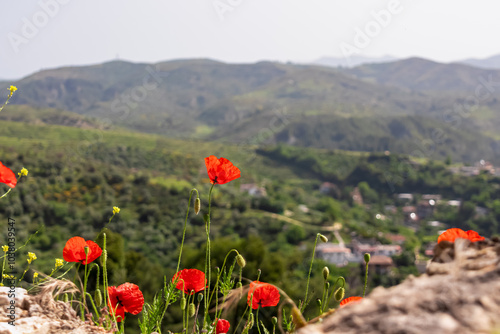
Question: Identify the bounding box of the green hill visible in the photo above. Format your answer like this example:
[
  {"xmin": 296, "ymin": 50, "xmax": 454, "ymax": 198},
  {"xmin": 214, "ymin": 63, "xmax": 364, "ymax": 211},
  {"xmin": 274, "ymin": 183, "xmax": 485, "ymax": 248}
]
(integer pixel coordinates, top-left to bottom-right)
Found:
[{"xmin": 3, "ymin": 58, "xmax": 500, "ymax": 163}]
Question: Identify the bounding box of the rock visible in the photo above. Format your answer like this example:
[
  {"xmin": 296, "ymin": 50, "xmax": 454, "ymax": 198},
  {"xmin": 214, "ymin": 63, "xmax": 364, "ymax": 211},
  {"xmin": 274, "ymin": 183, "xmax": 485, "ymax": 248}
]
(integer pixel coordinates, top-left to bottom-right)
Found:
[{"xmin": 298, "ymin": 237, "xmax": 500, "ymax": 334}]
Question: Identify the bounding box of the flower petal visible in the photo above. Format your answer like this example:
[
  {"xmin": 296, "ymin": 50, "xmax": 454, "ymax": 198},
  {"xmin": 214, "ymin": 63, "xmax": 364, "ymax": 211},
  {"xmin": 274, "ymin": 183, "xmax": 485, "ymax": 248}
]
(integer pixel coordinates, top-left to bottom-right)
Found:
[
  {"xmin": 0, "ymin": 162, "xmax": 17, "ymax": 188},
  {"xmin": 340, "ymin": 296, "xmax": 363, "ymax": 307}
]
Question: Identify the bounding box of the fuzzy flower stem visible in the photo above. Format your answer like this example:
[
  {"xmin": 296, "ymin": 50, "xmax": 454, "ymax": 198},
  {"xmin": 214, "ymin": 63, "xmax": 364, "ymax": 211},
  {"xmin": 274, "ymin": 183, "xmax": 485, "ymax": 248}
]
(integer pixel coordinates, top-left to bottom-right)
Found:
[
  {"xmin": 176, "ymin": 189, "xmax": 199, "ymax": 274},
  {"xmin": 302, "ymin": 234, "xmax": 320, "ymax": 312},
  {"xmin": 208, "ymin": 249, "xmax": 238, "ymax": 309},
  {"xmin": 256, "ymin": 308, "xmax": 262, "ymax": 334},
  {"xmin": 363, "ymin": 261, "xmax": 369, "ymax": 297},
  {"xmin": 203, "ymin": 182, "xmax": 215, "ymax": 327}
]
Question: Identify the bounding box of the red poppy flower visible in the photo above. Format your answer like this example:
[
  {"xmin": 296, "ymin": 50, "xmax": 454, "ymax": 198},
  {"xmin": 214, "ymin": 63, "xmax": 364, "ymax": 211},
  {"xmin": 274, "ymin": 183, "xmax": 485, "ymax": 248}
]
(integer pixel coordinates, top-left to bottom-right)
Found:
[
  {"xmin": 107, "ymin": 283, "xmax": 144, "ymax": 322},
  {"xmin": 172, "ymin": 269, "xmax": 206, "ymax": 294},
  {"xmin": 247, "ymin": 281, "xmax": 280, "ymax": 309},
  {"xmin": 216, "ymin": 319, "xmax": 230, "ymax": 334},
  {"xmin": 205, "ymin": 156, "xmax": 241, "ymax": 185},
  {"xmin": 437, "ymin": 228, "xmax": 485, "ymax": 244},
  {"xmin": 0, "ymin": 162, "xmax": 17, "ymax": 188},
  {"xmin": 340, "ymin": 296, "xmax": 363, "ymax": 307},
  {"xmin": 62, "ymin": 237, "xmax": 102, "ymax": 265}
]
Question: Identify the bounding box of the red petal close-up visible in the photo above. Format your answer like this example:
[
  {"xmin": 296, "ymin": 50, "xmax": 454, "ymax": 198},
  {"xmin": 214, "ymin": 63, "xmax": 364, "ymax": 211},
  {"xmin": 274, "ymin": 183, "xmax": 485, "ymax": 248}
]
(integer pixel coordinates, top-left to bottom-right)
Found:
[
  {"xmin": 216, "ymin": 319, "xmax": 230, "ymax": 334},
  {"xmin": 437, "ymin": 228, "xmax": 485, "ymax": 244},
  {"xmin": 62, "ymin": 237, "xmax": 103, "ymax": 265},
  {"xmin": 172, "ymin": 269, "xmax": 206, "ymax": 294},
  {"xmin": 205, "ymin": 155, "xmax": 241, "ymax": 185},
  {"xmin": 247, "ymin": 281, "xmax": 280, "ymax": 309},
  {"xmin": 0, "ymin": 162, "xmax": 17, "ymax": 188},
  {"xmin": 108, "ymin": 283, "xmax": 144, "ymax": 322},
  {"xmin": 340, "ymin": 296, "xmax": 363, "ymax": 307}
]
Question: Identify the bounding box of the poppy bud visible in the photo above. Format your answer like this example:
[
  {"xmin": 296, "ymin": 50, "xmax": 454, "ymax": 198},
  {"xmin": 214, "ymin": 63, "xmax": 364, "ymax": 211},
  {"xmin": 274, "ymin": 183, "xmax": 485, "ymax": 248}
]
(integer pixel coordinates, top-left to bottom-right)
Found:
[
  {"xmin": 194, "ymin": 198, "xmax": 201, "ymax": 215},
  {"xmin": 188, "ymin": 303, "xmax": 196, "ymax": 317},
  {"xmin": 364, "ymin": 253, "xmax": 371, "ymax": 264},
  {"xmin": 84, "ymin": 246, "xmax": 89, "ymax": 256},
  {"xmin": 101, "ymin": 250, "xmax": 108, "ymax": 266},
  {"xmin": 197, "ymin": 293, "xmax": 204, "ymax": 303},
  {"xmin": 322, "ymin": 266, "xmax": 329, "ymax": 281},
  {"xmin": 334, "ymin": 287, "xmax": 345, "ymax": 302},
  {"xmin": 236, "ymin": 254, "xmax": 246, "ymax": 268},
  {"xmin": 94, "ymin": 289, "xmax": 102, "ymax": 307},
  {"xmin": 324, "ymin": 282, "xmax": 330, "ymax": 290},
  {"xmin": 316, "ymin": 299, "xmax": 322, "ymax": 307},
  {"xmin": 272, "ymin": 317, "xmax": 278, "ymax": 326},
  {"xmin": 180, "ymin": 297, "xmax": 186, "ymax": 310},
  {"xmin": 318, "ymin": 234, "xmax": 328, "ymax": 243}
]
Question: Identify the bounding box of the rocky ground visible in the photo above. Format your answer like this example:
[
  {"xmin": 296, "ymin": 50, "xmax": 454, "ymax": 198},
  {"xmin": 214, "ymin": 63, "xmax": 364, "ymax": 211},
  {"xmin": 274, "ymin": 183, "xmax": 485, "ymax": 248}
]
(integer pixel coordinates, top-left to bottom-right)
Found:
[
  {"xmin": 0, "ymin": 280, "xmax": 109, "ymax": 334},
  {"xmin": 298, "ymin": 237, "xmax": 500, "ymax": 334}
]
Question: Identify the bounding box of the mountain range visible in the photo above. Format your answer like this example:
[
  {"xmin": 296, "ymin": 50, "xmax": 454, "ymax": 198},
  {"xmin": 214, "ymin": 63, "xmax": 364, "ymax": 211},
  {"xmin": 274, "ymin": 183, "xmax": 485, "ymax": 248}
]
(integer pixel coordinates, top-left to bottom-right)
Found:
[{"xmin": 2, "ymin": 56, "xmax": 500, "ymax": 163}]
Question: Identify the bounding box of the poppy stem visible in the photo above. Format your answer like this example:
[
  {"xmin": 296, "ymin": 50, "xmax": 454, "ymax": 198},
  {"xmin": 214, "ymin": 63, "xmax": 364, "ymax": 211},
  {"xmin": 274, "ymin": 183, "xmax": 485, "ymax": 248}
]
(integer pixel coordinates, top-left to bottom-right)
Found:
[
  {"xmin": 176, "ymin": 189, "xmax": 199, "ymax": 274},
  {"xmin": 204, "ymin": 183, "xmax": 215, "ymax": 327},
  {"xmin": 302, "ymin": 234, "xmax": 320, "ymax": 313},
  {"xmin": 257, "ymin": 307, "xmax": 263, "ymax": 334}
]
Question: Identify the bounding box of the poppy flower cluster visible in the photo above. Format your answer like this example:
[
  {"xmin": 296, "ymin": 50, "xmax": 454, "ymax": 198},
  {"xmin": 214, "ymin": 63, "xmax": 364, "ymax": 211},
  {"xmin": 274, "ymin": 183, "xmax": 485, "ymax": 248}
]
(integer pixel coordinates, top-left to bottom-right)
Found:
[
  {"xmin": 0, "ymin": 162, "xmax": 17, "ymax": 188},
  {"xmin": 63, "ymin": 237, "xmax": 102, "ymax": 265},
  {"xmin": 247, "ymin": 281, "xmax": 280, "ymax": 309},
  {"xmin": 205, "ymin": 156, "xmax": 240, "ymax": 185},
  {"xmin": 437, "ymin": 228, "xmax": 485, "ymax": 244},
  {"xmin": 172, "ymin": 269, "xmax": 206, "ymax": 294},
  {"xmin": 340, "ymin": 296, "xmax": 363, "ymax": 307},
  {"xmin": 108, "ymin": 283, "xmax": 144, "ymax": 322}
]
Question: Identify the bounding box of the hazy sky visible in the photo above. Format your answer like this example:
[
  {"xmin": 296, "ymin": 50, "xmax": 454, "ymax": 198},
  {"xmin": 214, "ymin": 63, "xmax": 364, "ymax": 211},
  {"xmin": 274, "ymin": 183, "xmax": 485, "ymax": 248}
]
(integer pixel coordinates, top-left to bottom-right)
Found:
[{"xmin": 1, "ymin": 0, "xmax": 499, "ymax": 79}]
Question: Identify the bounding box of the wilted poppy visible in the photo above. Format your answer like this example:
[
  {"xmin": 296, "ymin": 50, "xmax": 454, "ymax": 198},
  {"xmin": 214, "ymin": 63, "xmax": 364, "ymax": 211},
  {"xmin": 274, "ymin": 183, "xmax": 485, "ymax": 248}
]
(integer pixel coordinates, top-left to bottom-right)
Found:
[
  {"xmin": 247, "ymin": 281, "xmax": 280, "ymax": 309},
  {"xmin": 216, "ymin": 319, "xmax": 230, "ymax": 334},
  {"xmin": 0, "ymin": 162, "xmax": 17, "ymax": 188},
  {"xmin": 205, "ymin": 156, "xmax": 241, "ymax": 185},
  {"xmin": 437, "ymin": 228, "xmax": 485, "ymax": 243},
  {"xmin": 62, "ymin": 237, "xmax": 102, "ymax": 265},
  {"xmin": 108, "ymin": 283, "xmax": 144, "ymax": 322},
  {"xmin": 340, "ymin": 296, "xmax": 363, "ymax": 307},
  {"xmin": 172, "ymin": 269, "xmax": 206, "ymax": 294}
]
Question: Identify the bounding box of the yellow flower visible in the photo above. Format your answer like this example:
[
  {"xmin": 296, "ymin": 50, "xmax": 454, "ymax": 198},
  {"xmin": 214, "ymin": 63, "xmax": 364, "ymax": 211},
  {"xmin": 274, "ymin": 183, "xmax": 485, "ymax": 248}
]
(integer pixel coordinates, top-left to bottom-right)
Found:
[
  {"xmin": 18, "ymin": 168, "xmax": 28, "ymax": 177},
  {"xmin": 2, "ymin": 245, "xmax": 8, "ymax": 252},
  {"xmin": 2, "ymin": 274, "xmax": 13, "ymax": 279},
  {"xmin": 112, "ymin": 206, "xmax": 120, "ymax": 215},
  {"xmin": 8, "ymin": 86, "xmax": 17, "ymax": 95},
  {"xmin": 0, "ymin": 283, "xmax": 3, "ymax": 286},
  {"xmin": 33, "ymin": 272, "xmax": 38, "ymax": 279},
  {"xmin": 27, "ymin": 252, "xmax": 37, "ymax": 264},
  {"xmin": 55, "ymin": 258, "xmax": 64, "ymax": 267}
]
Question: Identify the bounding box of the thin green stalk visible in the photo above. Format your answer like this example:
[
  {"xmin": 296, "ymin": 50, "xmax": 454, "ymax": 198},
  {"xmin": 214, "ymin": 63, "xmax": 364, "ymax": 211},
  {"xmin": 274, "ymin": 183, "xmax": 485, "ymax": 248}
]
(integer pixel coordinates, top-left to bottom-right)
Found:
[
  {"xmin": 177, "ymin": 189, "xmax": 199, "ymax": 273},
  {"xmin": 363, "ymin": 261, "xmax": 369, "ymax": 297},
  {"xmin": 203, "ymin": 182, "xmax": 215, "ymax": 327},
  {"xmin": 256, "ymin": 308, "xmax": 262, "ymax": 334},
  {"xmin": 302, "ymin": 234, "xmax": 320, "ymax": 312},
  {"xmin": 81, "ymin": 251, "xmax": 90, "ymax": 320},
  {"xmin": 208, "ymin": 249, "xmax": 237, "ymax": 308},
  {"xmin": 85, "ymin": 292, "xmax": 99, "ymax": 323}
]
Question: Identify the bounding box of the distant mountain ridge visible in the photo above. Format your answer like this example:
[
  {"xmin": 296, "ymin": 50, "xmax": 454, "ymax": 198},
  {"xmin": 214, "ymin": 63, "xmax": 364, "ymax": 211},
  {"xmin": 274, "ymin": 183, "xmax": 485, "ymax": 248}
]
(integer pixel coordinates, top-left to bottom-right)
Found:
[
  {"xmin": 2, "ymin": 57, "xmax": 500, "ymax": 163},
  {"xmin": 312, "ymin": 55, "xmax": 398, "ymax": 68},
  {"xmin": 458, "ymin": 54, "xmax": 500, "ymax": 69}
]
